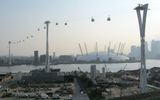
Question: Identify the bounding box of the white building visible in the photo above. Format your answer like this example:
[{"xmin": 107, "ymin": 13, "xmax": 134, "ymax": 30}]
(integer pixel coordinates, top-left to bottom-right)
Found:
[
  {"xmin": 77, "ymin": 51, "xmax": 129, "ymax": 62},
  {"xmin": 151, "ymin": 40, "xmax": 160, "ymax": 58}
]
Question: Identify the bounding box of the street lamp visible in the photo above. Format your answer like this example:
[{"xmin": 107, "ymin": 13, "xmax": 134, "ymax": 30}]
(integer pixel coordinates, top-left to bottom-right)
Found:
[{"xmin": 8, "ymin": 41, "xmax": 12, "ymax": 66}]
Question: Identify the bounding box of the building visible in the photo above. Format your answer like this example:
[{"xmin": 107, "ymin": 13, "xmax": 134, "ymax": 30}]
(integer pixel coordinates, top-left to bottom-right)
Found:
[
  {"xmin": 145, "ymin": 42, "xmax": 149, "ymax": 54},
  {"xmin": 129, "ymin": 45, "xmax": 140, "ymax": 59},
  {"xmin": 21, "ymin": 69, "xmax": 64, "ymax": 84},
  {"xmin": 12, "ymin": 56, "xmax": 33, "ymax": 65},
  {"xmin": 90, "ymin": 65, "xmax": 96, "ymax": 79},
  {"xmin": 59, "ymin": 55, "xmax": 74, "ymax": 63},
  {"xmin": 77, "ymin": 51, "xmax": 129, "ymax": 62},
  {"xmin": 40, "ymin": 55, "xmax": 46, "ymax": 64},
  {"xmin": 128, "ymin": 42, "xmax": 150, "ymax": 60},
  {"xmin": 127, "ymin": 41, "xmax": 160, "ymax": 59},
  {"xmin": 33, "ymin": 50, "xmax": 39, "ymax": 65},
  {"xmin": 151, "ymin": 40, "xmax": 160, "ymax": 58},
  {"xmin": 0, "ymin": 56, "xmax": 9, "ymax": 65},
  {"xmin": 40, "ymin": 54, "xmax": 52, "ymax": 65},
  {"xmin": 12, "ymin": 72, "xmax": 31, "ymax": 81}
]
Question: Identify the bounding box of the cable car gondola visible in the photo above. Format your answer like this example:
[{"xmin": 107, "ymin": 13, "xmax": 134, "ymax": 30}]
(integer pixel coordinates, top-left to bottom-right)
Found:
[
  {"xmin": 107, "ymin": 16, "xmax": 111, "ymax": 21},
  {"xmin": 64, "ymin": 22, "xmax": 67, "ymax": 25},
  {"xmin": 91, "ymin": 17, "xmax": 95, "ymax": 22}
]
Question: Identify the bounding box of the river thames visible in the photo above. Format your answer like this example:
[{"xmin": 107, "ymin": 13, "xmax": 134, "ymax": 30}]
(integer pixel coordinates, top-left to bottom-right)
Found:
[{"xmin": 0, "ymin": 59, "xmax": 160, "ymax": 74}]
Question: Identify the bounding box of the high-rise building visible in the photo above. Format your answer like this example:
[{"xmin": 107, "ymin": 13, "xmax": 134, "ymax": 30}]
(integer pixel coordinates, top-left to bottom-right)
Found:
[
  {"xmin": 144, "ymin": 42, "xmax": 150, "ymax": 58},
  {"xmin": 129, "ymin": 45, "xmax": 140, "ymax": 59},
  {"xmin": 129, "ymin": 42, "xmax": 150, "ymax": 59},
  {"xmin": 145, "ymin": 42, "xmax": 149, "ymax": 53},
  {"xmin": 90, "ymin": 65, "xmax": 96, "ymax": 79},
  {"xmin": 151, "ymin": 40, "xmax": 160, "ymax": 58},
  {"xmin": 34, "ymin": 50, "xmax": 39, "ymax": 65},
  {"xmin": 40, "ymin": 55, "xmax": 46, "ymax": 64}
]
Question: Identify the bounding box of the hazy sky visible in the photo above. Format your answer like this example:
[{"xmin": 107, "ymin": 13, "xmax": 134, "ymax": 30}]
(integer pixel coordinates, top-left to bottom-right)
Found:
[{"xmin": 0, "ymin": 0, "xmax": 160, "ymax": 56}]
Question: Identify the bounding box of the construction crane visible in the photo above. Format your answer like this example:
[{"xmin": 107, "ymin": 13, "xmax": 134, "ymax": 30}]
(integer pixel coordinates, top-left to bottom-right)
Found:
[
  {"xmin": 95, "ymin": 42, "xmax": 99, "ymax": 61},
  {"xmin": 78, "ymin": 67, "xmax": 82, "ymax": 73},
  {"xmin": 113, "ymin": 44, "xmax": 116, "ymax": 53},
  {"xmin": 78, "ymin": 43, "xmax": 83, "ymax": 56},
  {"xmin": 84, "ymin": 42, "xmax": 88, "ymax": 55},
  {"xmin": 117, "ymin": 42, "xmax": 121, "ymax": 55},
  {"xmin": 120, "ymin": 43, "xmax": 125, "ymax": 55},
  {"xmin": 78, "ymin": 67, "xmax": 86, "ymax": 76},
  {"xmin": 96, "ymin": 42, "xmax": 98, "ymax": 57},
  {"xmin": 104, "ymin": 44, "xmax": 107, "ymax": 52},
  {"xmin": 122, "ymin": 64, "xmax": 127, "ymax": 71},
  {"xmin": 119, "ymin": 43, "xmax": 123, "ymax": 55},
  {"xmin": 108, "ymin": 42, "xmax": 111, "ymax": 56},
  {"xmin": 119, "ymin": 43, "xmax": 124, "ymax": 55},
  {"xmin": 122, "ymin": 43, "xmax": 126, "ymax": 55}
]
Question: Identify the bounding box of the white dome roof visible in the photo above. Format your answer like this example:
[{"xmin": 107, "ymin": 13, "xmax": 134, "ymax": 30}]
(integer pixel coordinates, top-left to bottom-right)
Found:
[{"xmin": 77, "ymin": 51, "xmax": 129, "ymax": 61}]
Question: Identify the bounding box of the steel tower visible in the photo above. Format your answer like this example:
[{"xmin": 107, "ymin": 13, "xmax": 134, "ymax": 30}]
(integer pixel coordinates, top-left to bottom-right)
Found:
[
  {"xmin": 44, "ymin": 21, "xmax": 50, "ymax": 72},
  {"xmin": 134, "ymin": 4, "xmax": 149, "ymax": 93}
]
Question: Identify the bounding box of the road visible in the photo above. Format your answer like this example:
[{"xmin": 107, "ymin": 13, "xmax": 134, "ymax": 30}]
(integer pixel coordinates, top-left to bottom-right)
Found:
[{"xmin": 72, "ymin": 78, "xmax": 89, "ymax": 100}]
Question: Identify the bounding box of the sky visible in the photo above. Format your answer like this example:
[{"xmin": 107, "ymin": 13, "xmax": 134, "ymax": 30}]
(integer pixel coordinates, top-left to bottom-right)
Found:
[{"xmin": 0, "ymin": 0, "xmax": 160, "ymax": 56}]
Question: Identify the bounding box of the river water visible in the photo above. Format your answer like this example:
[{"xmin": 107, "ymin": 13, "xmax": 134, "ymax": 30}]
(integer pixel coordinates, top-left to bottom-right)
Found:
[
  {"xmin": 0, "ymin": 59, "xmax": 160, "ymax": 74},
  {"xmin": 0, "ymin": 59, "xmax": 160, "ymax": 100}
]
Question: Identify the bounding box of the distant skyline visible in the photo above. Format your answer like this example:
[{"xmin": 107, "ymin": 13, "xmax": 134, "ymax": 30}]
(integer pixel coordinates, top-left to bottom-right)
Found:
[{"xmin": 1, "ymin": 0, "xmax": 160, "ymax": 56}]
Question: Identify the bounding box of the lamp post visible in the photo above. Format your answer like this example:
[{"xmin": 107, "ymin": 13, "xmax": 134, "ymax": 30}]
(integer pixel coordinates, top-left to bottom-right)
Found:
[
  {"xmin": 134, "ymin": 4, "xmax": 149, "ymax": 93},
  {"xmin": 44, "ymin": 21, "xmax": 50, "ymax": 72},
  {"xmin": 8, "ymin": 41, "xmax": 12, "ymax": 66}
]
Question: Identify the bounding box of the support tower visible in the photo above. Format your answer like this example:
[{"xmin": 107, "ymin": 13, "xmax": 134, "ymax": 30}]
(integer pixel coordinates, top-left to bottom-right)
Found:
[
  {"xmin": 134, "ymin": 4, "xmax": 149, "ymax": 93},
  {"xmin": 44, "ymin": 21, "xmax": 50, "ymax": 72}
]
